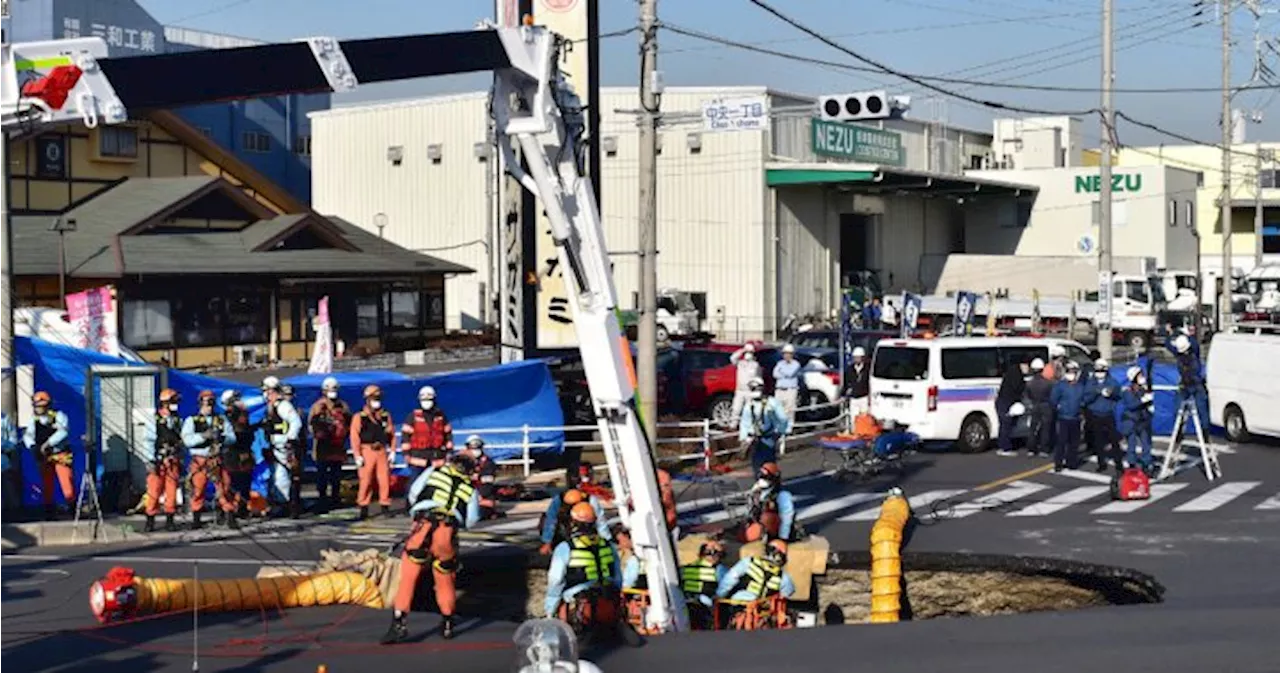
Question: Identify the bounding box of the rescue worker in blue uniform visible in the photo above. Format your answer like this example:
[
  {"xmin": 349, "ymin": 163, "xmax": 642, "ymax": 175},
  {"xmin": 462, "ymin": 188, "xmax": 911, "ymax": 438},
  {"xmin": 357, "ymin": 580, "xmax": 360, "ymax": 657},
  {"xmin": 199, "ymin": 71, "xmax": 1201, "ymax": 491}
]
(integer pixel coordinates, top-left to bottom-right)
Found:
[
  {"xmin": 743, "ymin": 462, "xmax": 796, "ymax": 543},
  {"xmin": 181, "ymin": 390, "xmax": 237, "ymax": 530},
  {"xmin": 382, "ymin": 452, "xmax": 481, "ymax": 644},
  {"xmin": 539, "ymin": 486, "xmax": 610, "ymax": 555},
  {"xmin": 1049, "ymin": 361, "xmax": 1086, "ymax": 472},
  {"xmin": 545, "ymin": 501, "xmax": 624, "ymax": 636},
  {"xmin": 738, "ymin": 377, "xmax": 788, "ymax": 474},
  {"xmin": 1082, "ymin": 358, "xmax": 1122, "ymax": 473},
  {"xmin": 717, "ymin": 538, "xmax": 795, "ymax": 603},
  {"xmin": 261, "ymin": 377, "xmax": 302, "ymax": 516},
  {"xmin": 1166, "ymin": 331, "xmax": 1210, "ymax": 440},
  {"xmin": 1120, "ymin": 366, "xmax": 1156, "ymax": 472},
  {"xmin": 681, "ymin": 538, "xmax": 729, "ymax": 629}
]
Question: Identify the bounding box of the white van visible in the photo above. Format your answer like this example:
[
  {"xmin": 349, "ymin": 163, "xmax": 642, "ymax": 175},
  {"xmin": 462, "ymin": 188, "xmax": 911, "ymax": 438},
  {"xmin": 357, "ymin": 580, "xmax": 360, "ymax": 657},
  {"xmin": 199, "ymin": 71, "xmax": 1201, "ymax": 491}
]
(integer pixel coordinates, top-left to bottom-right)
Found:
[
  {"xmin": 1207, "ymin": 327, "xmax": 1280, "ymax": 443},
  {"xmin": 869, "ymin": 336, "xmax": 1093, "ymax": 452}
]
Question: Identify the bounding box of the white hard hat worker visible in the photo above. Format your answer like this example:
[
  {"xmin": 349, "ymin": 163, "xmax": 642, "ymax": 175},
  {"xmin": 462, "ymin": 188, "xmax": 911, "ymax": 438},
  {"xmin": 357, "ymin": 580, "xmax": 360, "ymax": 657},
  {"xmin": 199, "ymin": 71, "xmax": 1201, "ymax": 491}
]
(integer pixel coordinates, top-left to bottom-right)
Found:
[
  {"xmin": 1094, "ymin": 358, "xmax": 1109, "ymax": 371},
  {"xmin": 852, "ymin": 346, "xmax": 867, "ymax": 359},
  {"xmin": 1049, "ymin": 344, "xmax": 1066, "ymax": 358},
  {"xmin": 322, "ymin": 376, "xmax": 340, "ymax": 400},
  {"xmin": 742, "ymin": 342, "xmax": 756, "ymax": 353},
  {"xmin": 261, "ymin": 375, "xmax": 281, "ymax": 392},
  {"xmin": 748, "ymin": 376, "xmax": 766, "ymax": 399},
  {"xmin": 418, "ymin": 385, "xmax": 437, "ymax": 410},
  {"xmin": 782, "ymin": 343, "xmax": 796, "ymax": 355},
  {"xmin": 1030, "ymin": 358, "xmax": 1046, "ymax": 371},
  {"xmin": 1126, "ymin": 366, "xmax": 1143, "ymax": 383},
  {"xmin": 220, "ymin": 389, "xmax": 239, "ymax": 407},
  {"xmin": 1173, "ymin": 334, "xmax": 1192, "ymax": 354}
]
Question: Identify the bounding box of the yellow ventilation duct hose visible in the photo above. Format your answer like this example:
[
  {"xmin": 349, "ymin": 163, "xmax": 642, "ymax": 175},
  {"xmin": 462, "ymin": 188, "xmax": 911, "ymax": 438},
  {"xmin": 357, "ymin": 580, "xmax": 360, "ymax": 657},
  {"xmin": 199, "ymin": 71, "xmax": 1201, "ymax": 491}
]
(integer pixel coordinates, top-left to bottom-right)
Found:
[{"xmin": 868, "ymin": 488, "xmax": 910, "ymax": 623}]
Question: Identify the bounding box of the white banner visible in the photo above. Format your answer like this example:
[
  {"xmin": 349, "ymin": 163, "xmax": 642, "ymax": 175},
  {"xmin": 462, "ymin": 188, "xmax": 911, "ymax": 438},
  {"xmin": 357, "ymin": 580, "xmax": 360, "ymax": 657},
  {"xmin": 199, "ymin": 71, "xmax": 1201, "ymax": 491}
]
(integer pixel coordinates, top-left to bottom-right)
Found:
[
  {"xmin": 702, "ymin": 96, "xmax": 769, "ymax": 132},
  {"xmin": 308, "ymin": 296, "xmax": 333, "ymax": 374}
]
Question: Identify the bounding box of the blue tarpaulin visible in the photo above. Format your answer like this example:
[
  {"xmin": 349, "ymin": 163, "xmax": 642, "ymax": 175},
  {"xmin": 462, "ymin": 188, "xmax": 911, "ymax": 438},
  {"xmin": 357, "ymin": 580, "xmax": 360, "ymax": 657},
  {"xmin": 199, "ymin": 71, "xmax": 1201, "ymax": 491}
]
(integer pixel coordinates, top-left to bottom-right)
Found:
[
  {"xmin": 12, "ymin": 336, "xmax": 564, "ymax": 504},
  {"xmin": 1108, "ymin": 358, "xmax": 1216, "ymax": 437}
]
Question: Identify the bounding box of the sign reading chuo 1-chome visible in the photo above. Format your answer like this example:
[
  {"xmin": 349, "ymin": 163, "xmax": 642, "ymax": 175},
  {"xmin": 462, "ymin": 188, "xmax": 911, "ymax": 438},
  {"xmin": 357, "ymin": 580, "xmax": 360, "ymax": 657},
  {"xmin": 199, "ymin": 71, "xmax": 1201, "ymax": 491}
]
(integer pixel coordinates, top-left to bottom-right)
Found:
[
  {"xmin": 811, "ymin": 118, "xmax": 904, "ymax": 166},
  {"xmin": 1074, "ymin": 173, "xmax": 1144, "ymax": 193}
]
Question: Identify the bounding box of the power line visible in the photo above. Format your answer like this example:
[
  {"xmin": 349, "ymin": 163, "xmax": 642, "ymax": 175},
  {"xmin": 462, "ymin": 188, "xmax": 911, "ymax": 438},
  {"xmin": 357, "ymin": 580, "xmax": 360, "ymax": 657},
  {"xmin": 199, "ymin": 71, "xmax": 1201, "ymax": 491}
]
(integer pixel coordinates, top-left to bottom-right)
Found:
[
  {"xmin": 741, "ymin": 0, "xmax": 1101, "ymax": 116},
  {"xmin": 1116, "ymin": 109, "xmax": 1271, "ymax": 161},
  {"xmin": 661, "ymin": 23, "xmax": 1262, "ymax": 94}
]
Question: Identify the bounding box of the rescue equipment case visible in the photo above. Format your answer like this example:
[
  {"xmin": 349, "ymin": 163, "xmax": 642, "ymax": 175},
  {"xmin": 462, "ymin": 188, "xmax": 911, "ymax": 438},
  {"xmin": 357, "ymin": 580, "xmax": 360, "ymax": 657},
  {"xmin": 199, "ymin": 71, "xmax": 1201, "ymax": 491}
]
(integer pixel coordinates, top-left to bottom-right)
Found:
[{"xmin": 1110, "ymin": 467, "xmax": 1151, "ymax": 501}]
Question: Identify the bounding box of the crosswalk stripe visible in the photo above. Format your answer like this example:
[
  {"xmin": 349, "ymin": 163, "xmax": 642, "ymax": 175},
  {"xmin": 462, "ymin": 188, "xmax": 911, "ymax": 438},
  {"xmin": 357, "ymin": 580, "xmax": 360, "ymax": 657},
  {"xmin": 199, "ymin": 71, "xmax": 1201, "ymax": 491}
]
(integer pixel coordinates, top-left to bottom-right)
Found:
[
  {"xmin": 1055, "ymin": 469, "xmax": 1115, "ymax": 485},
  {"xmin": 688, "ymin": 494, "xmax": 817, "ymax": 525},
  {"xmin": 1090, "ymin": 483, "xmax": 1189, "ymax": 514},
  {"xmin": 794, "ymin": 491, "xmax": 884, "ymax": 521},
  {"xmin": 1172, "ymin": 481, "xmax": 1262, "ymax": 512},
  {"xmin": 838, "ymin": 489, "xmax": 968, "ymax": 521},
  {"xmin": 1256, "ymin": 493, "xmax": 1280, "ymax": 510},
  {"xmin": 1008, "ymin": 486, "xmax": 1111, "ymax": 517},
  {"xmin": 947, "ymin": 481, "xmax": 1050, "ymax": 519}
]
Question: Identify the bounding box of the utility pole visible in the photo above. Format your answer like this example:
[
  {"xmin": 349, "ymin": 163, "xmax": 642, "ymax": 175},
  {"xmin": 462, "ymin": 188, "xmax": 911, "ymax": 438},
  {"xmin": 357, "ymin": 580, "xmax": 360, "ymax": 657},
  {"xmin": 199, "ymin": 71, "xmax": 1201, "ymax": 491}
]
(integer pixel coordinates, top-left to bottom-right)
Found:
[
  {"xmin": 637, "ymin": 0, "xmax": 659, "ymax": 442},
  {"xmin": 1, "ymin": 8, "xmax": 14, "ymax": 421},
  {"xmin": 1257, "ymin": 142, "xmax": 1265, "ymax": 268},
  {"xmin": 1221, "ymin": 0, "xmax": 1235, "ymax": 330},
  {"xmin": 1097, "ymin": 0, "xmax": 1115, "ymax": 360}
]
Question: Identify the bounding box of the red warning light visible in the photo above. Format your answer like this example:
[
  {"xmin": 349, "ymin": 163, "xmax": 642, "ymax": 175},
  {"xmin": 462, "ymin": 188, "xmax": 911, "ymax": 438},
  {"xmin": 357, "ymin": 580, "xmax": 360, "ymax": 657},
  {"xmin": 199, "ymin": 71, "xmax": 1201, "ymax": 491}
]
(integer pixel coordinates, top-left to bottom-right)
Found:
[{"xmin": 21, "ymin": 65, "xmax": 84, "ymax": 111}]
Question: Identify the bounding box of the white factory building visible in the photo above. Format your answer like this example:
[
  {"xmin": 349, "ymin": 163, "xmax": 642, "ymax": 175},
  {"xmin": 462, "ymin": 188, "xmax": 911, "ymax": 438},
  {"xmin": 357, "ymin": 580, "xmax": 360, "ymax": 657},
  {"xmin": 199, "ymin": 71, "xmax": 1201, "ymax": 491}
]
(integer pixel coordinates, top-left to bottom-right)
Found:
[{"xmin": 310, "ymin": 87, "xmax": 1198, "ymax": 341}]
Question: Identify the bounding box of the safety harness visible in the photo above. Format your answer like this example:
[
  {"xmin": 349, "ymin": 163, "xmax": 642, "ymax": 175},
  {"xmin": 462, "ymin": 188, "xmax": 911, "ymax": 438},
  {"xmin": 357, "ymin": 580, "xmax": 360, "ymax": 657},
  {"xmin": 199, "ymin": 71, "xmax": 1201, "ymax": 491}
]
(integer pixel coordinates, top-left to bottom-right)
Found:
[
  {"xmin": 404, "ymin": 466, "xmax": 474, "ymax": 571},
  {"xmin": 681, "ymin": 561, "xmax": 719, "ymax": 598},
  {"xmin": 734, "ymin": 557, "xmax": 783, "ymax": 598},
  {"xmin": 357, "ymin": 409, "xmax": 391, "ymax": 446},
  {"xmin": 564, "ymin": 534, "xmax": 615, "ymax": 587},
  {"xmin": 153, "ymin": 414, "xmax": 182, "ymax": 464}
]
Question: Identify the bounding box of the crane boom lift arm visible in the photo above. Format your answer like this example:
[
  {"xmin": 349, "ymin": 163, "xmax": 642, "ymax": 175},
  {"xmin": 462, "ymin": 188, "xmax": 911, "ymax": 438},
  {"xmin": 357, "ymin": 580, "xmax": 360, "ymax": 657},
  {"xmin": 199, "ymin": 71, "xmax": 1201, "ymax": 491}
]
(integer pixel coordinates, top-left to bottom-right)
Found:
[{"xmin": 1, "ymin": 24, "xmax": 688, "ymax": 633}]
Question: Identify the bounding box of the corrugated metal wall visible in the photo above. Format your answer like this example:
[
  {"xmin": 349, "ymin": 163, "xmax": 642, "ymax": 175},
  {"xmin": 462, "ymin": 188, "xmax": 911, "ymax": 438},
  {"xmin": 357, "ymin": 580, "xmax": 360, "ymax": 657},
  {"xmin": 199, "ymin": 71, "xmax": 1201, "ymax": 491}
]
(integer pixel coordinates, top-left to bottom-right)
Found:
[
  {"xmin": 311, "ymin": 93, "xmax": 491, "ymax": 330},
  {"xmin": 776, "ymin": 186, "xmax": 835, "ymax": 319}
]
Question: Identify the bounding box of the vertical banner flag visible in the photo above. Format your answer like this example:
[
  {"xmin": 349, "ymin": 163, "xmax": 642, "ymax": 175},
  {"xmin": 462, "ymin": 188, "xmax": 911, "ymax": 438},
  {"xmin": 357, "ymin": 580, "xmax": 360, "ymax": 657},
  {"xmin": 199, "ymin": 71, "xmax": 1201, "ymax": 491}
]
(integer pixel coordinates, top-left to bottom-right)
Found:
[
  {"xmin": 64, "ymin": 285, "xmax": 119, "ymax": 356},
  {"xmin": 953, "ymin": 291, "xmax": 977, "ymax": 337},
  {"xmin": 308, "ymin": 296, "xmax": 333, "ymax": 375},
  {"xmin": 900, "ymin": 292, "xmax": 922, "ymax": 338}
]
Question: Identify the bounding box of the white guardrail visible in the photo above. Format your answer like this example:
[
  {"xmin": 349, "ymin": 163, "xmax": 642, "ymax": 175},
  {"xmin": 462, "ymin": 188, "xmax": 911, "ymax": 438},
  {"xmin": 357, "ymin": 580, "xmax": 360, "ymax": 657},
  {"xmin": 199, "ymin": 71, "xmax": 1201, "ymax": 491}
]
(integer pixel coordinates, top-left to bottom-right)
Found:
[{"xmin": 375, "ymin": 396, "xmax": 852, "ymax": 477}]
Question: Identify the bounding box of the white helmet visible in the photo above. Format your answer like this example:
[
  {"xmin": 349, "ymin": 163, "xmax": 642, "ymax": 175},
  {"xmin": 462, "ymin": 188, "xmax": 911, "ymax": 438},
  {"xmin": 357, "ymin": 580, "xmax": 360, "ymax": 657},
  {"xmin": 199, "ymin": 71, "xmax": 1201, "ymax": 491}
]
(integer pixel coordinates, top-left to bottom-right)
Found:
[
  {"xmin": 466, "ymin": 434, "xmax": 484, "ymax": 448},
  {"xmin": 1094, "ymin": 358, "xmax": 1109, "ymax": 371},
  {"xmin": 261, "ymin": 375, "xmax": 281, "ymax": 391},
  {"xmin": 748, "ymin": 376, "xmax": 765, "ymax": 390},
  {"xmin": 1030, "ymin": 358, "xmax": 1045, "ymax": 370},
  {"xmin": 852, "ymin": 346, "xmax": 867, "ymax": 358},
  {"xmin": 418, "ymin": 385, "xmax": 436, "ymax": 401},
  {"xmin": 1173, "ymin": 334, "xmax": 1191, "ymax": 354},
  {"xmin": 1049, "ymin": 344, "xmax": 1066, "ymax": 358},
  {"xmin": 1126, "ymin": 366, "xmax": 1143, "ymax": 382},
  {"xmin": 743, "ymin": 342, "xmax": 756, "ymax": 352},
  {"xmin": 321, "ymin": 376, "xmax": 339, "ymax": 391},
  {"xmin": 782, "ymin": 343, "xmax": 796, "ymax": 354},
  {"xmin": 220, "ymin": 389, "xmax": 239, "ymax": 405}
]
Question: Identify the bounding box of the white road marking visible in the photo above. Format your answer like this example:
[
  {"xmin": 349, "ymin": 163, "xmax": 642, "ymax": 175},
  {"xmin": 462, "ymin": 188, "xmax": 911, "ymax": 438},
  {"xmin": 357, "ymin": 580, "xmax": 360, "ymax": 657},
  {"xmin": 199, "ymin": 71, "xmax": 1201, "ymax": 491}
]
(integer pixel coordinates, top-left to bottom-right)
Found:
[
  {"xmin": 1172, "ymin": 481, "xmax": 1262, "ymax": 512},
  {"xmin": 3, "ymin": 554, "xmax": 313, "ymax": 567},
  {"xmin": 838, "ymin": 489, "xmax": 968, "ymax": 522},
  {"xmin": 1055, "ymin": 469, "xmax": 1115, "ymax": 485},
  {"xmin": 1007, "ymin": 486, "xmax": 1111, "ymax": 517},
  {"xmin": 1090, "ymin": 483, "xmax": 1189, "ymax": 514},
  {"xmin": 689, "ymin": 494, "xmax": 816, "ymax": 525},
  {"xmin": 793, "ymin": 491, "xmax": 884, "ymax": 521},
  {"xmin": 947, "ymin": 481, "xmax": 1050, "ymax": 519},
  {"xmin": 1255, "ymin": 492, "xmax": 1280, "ymax": 510}
]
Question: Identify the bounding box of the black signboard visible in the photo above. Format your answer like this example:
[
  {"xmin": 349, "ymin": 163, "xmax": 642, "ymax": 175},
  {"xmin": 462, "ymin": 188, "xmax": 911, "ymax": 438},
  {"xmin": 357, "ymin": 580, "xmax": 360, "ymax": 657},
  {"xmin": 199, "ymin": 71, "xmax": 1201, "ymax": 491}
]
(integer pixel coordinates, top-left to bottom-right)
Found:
[{"xmin": 35, "ymin": 135, "xmax": 67, "ymax": 179}]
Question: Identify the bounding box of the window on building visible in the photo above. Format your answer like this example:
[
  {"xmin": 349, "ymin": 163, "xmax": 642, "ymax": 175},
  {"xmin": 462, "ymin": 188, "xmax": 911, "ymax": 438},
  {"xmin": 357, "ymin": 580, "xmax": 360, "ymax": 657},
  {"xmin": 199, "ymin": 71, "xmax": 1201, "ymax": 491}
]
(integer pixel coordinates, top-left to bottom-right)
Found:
[
  {"xmin": 294, "ymin": 135, "xmax": 312, "ymax": 156},
  {"xmin": 172, "ymin": 296, "xmax": 224, "ymax": 347},
  {"xmin": 356, "ymin": 295, "xmax": 380, "ymax": 338},
  {"xmin": 1169, "ymin": 199, "xmax": 1178, "ymax": 227},
  {"xmin": 425, "ymin": 291, "xmax": 445, "ymax": 328},
  {"xmin": 242, "ymin": 131, "xmax": 271, "ymax": 153},
  {"xmin": 121, "ymin": 299, "xmax": 173, "ymax": 347},
  {"xmin": 1196, "ymin": 172, "xmax": 1205, "ymax": 187},
  {"xmin": 1185, "ymin": 201, "xmax": 1195, "ymax": 229},
  {"xmin": 384, "ymin": 290, "xmax": 421, "ymax": 330},
  {"xmin": 941, "ymin": 347, "xmax": 1000, "ymax": 380},
  {"xmin": 225, "ymin": 293, "xmax": 270, "ymax": 344},
  {"xmin": 98, "ymin": 126, "xmax": 138, "ymax": 159},
  {"xmin": 1260, "ymin": 169, "xmax": 1280, "ymax": 189}
]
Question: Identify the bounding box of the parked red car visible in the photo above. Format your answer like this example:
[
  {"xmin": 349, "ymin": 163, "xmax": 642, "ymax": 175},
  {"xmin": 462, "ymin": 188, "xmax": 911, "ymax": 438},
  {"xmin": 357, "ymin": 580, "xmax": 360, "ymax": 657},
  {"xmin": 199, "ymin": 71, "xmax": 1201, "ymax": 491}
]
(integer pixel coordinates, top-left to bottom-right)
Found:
[{"xmin": 663, "ymin": 341, "xmax": 781, "ymax": 427}]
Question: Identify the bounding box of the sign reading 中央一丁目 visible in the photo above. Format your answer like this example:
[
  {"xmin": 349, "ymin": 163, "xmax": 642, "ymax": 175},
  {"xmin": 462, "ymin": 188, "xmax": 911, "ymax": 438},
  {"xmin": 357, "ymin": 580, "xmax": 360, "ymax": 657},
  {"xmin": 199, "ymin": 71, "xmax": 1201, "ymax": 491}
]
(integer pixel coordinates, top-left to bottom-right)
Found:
[
  {"xmin": 60, "ymin": 16, "xmax": 159, "ymax": 53},
  {"xmin": 810, "ymin": 118, "xmax": 904, "ymax": 166},
  {"xmin": 702, "ymin": 96, "xmax": 769, "ymax": 132}
]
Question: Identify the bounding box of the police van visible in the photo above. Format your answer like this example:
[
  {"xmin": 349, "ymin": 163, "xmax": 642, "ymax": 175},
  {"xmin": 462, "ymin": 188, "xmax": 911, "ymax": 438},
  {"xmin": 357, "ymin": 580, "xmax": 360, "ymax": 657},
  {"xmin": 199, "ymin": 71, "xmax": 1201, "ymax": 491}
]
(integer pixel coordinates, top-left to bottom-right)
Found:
[
  {"xmin": 869, "ymin": 336, "xmax": 1093, "ymax": 452},
  {"xmin": 1207, "ymin": 325, "xmax": 1280, "ymax": 443}
]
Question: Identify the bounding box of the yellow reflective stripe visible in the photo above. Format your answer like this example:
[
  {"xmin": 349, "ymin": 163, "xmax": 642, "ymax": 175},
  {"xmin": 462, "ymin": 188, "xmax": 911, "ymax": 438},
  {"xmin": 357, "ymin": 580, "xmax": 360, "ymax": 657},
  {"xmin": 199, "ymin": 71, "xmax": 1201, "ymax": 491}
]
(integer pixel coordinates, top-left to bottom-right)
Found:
[
  {"xmin": 745, "ymin": 559, "xmax": 781, "ymax": 596},
  {"xmin": 567, "ymin": 537, "xmax": 615, "ymax": 581},
  {"xmin": 425, "ymin": 468, "xmax": 475, "ymax": 513},
  {"xmin": 15, "ymin": 56, "xmax": 73, "ymax": 72},
  {"xmin": 681, "ymin": 564, "xmax": 718, "ymax": 593}
]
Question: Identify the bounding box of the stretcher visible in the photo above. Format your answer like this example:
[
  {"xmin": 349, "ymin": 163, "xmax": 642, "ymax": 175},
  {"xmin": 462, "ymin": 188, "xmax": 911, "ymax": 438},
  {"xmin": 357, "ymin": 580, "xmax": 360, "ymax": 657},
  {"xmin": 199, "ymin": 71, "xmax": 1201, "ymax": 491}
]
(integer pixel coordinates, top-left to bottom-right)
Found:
[
  {"xmin": 713, "ymin": 595, "xmax": 792, "ymax": 631},
  {"xmin": 819, "ymin": 431, "xmax": 920, "ymax": 482}
]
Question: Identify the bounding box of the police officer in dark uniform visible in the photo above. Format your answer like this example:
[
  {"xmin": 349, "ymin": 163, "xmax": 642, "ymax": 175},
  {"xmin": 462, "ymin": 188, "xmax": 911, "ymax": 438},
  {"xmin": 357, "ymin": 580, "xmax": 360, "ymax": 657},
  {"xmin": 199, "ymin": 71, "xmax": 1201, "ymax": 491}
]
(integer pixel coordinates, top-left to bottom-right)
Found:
[{"xmin": 220, "ymin": 389, "xmax": 256, "ymax": 521}]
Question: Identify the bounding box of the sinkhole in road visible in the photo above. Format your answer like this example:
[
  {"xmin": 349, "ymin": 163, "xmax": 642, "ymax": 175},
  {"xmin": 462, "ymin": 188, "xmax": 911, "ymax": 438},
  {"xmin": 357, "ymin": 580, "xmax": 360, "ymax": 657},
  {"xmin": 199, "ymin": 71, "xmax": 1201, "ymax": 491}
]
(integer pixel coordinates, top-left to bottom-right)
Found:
[{"xmin": 423, "ymin": 549, "xmax": 1166, "ymax": 625}]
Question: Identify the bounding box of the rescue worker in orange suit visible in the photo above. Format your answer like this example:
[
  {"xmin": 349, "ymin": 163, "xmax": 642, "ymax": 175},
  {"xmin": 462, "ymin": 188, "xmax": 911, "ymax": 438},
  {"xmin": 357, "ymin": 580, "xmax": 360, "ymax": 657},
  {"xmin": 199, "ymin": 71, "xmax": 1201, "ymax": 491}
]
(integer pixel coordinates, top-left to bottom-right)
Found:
[
  {"xmin": 680, "ymin": 538, "xmax": 729, "ymax": 630},
  {"xmin": 742, "ymin": 462, "xmax": 797, "ymax": 543},
  {"xmin": 717, "ymin": 539, "xmax": 795, "ymax": 628},
  {"xmin": 381, "ymin": 452, "xmax": 480, "ymax": 644},
  {"xmin": 220, "ymin": 389, "xmax": 255, "ymax": 519},
  {"xmin": 544, "ymin": 502, "xmax": 623, "ymax": 632},
  {"xmin": 540, "ymin": 487, "xmax": 610, "ymax": 555},
  {"xmin": 308, "ymin": 376, "xmax": 352, "ymax": 512},
  {"xmin": 143, "ymin": 389, "xmax": 185, "ymax": 532},
  {"xmin": 181, "ymin": 390, "xmax": 236, "ymax": 530},
  {"xmin": 463, "ymin": 435, "xmax": 503, "ymax": 519},
  {"xmin": 400, "ymin": 385, "xmax": 453, "ymax": 482},
  {"xmin": 350, "ymin": 384, "xmax": 396, "ymax": 519},
  {"xmin": 23, "ymin": 391, "xmax": 74, "ymax": 520}
]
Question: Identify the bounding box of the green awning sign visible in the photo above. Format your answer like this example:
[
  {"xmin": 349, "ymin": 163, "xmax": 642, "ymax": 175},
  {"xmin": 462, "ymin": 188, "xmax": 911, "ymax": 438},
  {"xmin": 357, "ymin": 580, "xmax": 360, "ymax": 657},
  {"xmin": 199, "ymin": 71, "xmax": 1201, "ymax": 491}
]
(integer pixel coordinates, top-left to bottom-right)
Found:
[{"xmin": 811, "ymin": 118, "xmax": 905, "ymax": 166}]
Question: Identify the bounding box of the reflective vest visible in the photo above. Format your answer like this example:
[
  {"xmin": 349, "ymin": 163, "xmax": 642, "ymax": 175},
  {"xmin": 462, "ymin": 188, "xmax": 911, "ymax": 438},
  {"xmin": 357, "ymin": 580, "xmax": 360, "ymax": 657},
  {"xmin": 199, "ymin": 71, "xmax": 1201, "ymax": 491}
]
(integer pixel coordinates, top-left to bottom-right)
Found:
[
  {"xmin": 189, "ymin": 415, "xmax": 225, "ymax": 456},
  {"xmin": 357, "ymin": 409, "xmax": 391, "ymax": 446},
  {"xmin": 417, "ymin": 465, "xmax": 475, "ymax": 517},
  {"xmin": 406, "ymin": 409, "xmax": 449, "ymax": 451},
  {"xmin": 738, "ymin": 557, "xmax": 783, "ymax": 598},
  {"xmin": 681, "ymin": 562, "xmax": 719, "ymax": 597},
  {"xmin": 564, "ymin": 535, "xmax": 615, "ymax": 587},
  {"xmin": 154, "ymin": 414, "xmax": 182, "ymax": 459},
  {"xmin": 265, "ymin": 407, "xmax": 290, "ymax": 437},
  {"xmin": 33, "ymin": 410, "xmax": 62, "ymax": 451}
]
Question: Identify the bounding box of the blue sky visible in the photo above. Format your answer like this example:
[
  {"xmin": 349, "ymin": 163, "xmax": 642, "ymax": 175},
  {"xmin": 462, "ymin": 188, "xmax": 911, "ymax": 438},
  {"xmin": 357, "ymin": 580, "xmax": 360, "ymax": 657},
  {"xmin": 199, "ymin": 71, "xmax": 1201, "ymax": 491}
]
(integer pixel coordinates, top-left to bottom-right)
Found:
[{"xmin": 137, "ymin": 0, "xmax": 1280, "ymax": 147}]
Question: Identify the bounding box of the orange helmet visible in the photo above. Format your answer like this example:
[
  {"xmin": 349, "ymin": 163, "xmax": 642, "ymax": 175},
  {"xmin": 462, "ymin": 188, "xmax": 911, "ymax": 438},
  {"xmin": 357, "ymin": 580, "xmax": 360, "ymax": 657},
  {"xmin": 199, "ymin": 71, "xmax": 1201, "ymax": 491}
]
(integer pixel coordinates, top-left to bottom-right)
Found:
[
  {"xmin": 197, "ymin": 389, "xmax": 216, "ymax": 402},
  {"xmin": 159, "ymin": 388, "xmax": 180, "ymax": 403},
  {"xmin": 31, "ymin": 391, "xmax": 51, "ymax": 406},
  {"xmin": 758, "ymin": 462, "xmax": 781, "ymax": 480},
  {"xmin": 562, "ymin": 488, "xmax": 586, "ymax": 506},
  {"xmin": 363, "ymin": 384, "xmax": 381, "ymax": 399},
  {"xmin": 765, "ymin": 539, "xmax": 789, "ymax": 563},
  {"xmin": 569, "ymin": 501, "xmax": 597, "ymax": 524}
]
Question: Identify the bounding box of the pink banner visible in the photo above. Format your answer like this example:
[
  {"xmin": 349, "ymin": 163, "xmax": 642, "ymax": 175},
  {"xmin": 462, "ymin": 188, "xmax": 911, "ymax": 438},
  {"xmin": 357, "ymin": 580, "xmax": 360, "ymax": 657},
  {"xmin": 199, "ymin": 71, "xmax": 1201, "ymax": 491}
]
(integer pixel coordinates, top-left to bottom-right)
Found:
[{"xmin": 64, "ymin": 286, "xmax": 119, "ymax": 356}]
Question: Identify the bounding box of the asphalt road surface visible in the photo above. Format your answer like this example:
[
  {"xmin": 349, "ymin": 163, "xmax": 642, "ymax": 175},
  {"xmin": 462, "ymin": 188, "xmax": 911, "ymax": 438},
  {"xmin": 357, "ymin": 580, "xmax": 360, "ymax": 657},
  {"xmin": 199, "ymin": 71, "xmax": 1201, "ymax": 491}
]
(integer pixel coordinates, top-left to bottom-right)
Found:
[{"xmin": 5, "ymin": 438, "xmax": 1279, "ymax": 672}]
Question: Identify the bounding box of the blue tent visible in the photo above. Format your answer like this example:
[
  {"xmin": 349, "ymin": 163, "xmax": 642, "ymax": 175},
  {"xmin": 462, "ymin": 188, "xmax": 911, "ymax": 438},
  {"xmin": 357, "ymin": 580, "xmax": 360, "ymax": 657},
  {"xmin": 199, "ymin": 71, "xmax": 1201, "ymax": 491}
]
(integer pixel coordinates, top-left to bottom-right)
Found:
[
  {"xmin": 1107, "ymin": 358, "xmax": 1217, "ymax": 437},
  {"xmin": 12, "ymin": 336, "xmax": 565, "ymax": 504}
]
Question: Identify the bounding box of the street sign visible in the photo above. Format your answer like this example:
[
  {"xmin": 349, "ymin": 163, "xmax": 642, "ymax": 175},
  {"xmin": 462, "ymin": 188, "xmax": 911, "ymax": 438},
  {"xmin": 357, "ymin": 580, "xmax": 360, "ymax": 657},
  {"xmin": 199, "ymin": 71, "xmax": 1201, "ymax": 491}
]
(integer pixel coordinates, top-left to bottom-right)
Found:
[
  {"xmin": 1097, "ymin": 271, "xmax": 1113, "ymax": 329},
  {"xmin": 702, "ymin": 96, "xmax": 768, "ymax": 132},
  {"xmin": 953, "ymin": 291, "xmax": 976, "ymax": 336},
  {"xmin": 901, "ymin": 292, "xmax": 921, "ymax": 337},
  {"xmin": 811, "ymin": 118, "xmax": 904, "ymax": 166}
]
